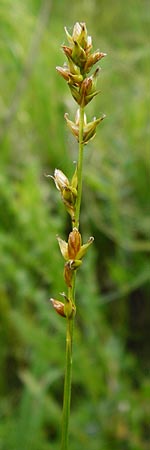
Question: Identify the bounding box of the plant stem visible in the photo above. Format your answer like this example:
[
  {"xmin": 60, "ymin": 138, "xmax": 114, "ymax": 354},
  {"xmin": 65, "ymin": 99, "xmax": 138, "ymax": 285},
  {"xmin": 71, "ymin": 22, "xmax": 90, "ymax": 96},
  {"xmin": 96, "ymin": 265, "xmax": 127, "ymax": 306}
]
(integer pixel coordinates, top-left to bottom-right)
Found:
[
  {"xmin": 61, "ymin": 314, "xmax": 73, "ymax": 450},
  {"xmin": 61, "ymin": 105, "xmax": 84, "ymax": 449},
  {"xmin": 74, "ymin": 105, "xmax": 84, "ymax": 229}
]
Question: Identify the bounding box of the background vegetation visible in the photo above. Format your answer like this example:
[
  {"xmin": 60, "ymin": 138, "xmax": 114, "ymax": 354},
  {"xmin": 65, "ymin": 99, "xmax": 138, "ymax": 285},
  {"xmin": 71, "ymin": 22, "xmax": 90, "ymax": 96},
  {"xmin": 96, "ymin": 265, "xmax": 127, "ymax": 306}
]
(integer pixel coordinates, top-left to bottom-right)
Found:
[{"xmin": 0, "ymin": 0, "xmax": 150, "ymax": 449}]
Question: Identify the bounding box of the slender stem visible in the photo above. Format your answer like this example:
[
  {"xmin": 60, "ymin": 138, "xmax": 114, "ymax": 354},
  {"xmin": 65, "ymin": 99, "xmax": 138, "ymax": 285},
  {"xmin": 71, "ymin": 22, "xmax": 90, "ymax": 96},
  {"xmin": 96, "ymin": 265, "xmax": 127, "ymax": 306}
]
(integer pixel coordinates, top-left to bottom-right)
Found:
[
  {"xmin": 74, "ymin": 105, "xmax": 84, "ymax": 229},
  {"xmin": 61, "ymin": 314, "xmax": 73, "ymax": 450},
  {"xmin": 61, "ymin": 105, "xmax": 84, "ymax": 449}
]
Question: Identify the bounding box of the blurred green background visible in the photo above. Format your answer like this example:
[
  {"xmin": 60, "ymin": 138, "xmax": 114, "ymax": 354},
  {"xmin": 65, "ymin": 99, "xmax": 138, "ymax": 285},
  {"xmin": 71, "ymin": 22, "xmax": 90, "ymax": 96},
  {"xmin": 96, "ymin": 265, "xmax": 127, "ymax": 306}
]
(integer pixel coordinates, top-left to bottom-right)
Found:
[{"xmin": 0, "ymin": 0, "xmax": 150, "ymax": 449}]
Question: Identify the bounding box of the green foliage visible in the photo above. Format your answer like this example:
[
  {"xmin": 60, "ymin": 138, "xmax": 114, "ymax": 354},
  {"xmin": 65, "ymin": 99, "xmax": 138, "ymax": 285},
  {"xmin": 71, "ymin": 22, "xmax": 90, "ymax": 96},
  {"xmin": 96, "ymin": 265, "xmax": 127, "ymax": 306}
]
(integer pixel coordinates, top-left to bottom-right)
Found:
[{"xmin": 0, "ymin": 0, "xmax": 150, "ymax": 449}]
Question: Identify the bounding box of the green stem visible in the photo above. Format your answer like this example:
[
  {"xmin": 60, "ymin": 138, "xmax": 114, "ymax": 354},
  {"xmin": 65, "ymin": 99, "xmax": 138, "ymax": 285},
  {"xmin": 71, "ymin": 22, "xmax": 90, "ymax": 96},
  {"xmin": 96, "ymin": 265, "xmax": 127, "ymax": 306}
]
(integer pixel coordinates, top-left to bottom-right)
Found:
[
  {"xmin": 61, "ymin": 105, "xmax": 84, "ymax": 449},
  {"xmin": 61, "ymin": 314, "xmax": 73, "ymax": 450},
  {"xmin": 74, "ymin": 105, "xmax": 84, "ymax": 229}
]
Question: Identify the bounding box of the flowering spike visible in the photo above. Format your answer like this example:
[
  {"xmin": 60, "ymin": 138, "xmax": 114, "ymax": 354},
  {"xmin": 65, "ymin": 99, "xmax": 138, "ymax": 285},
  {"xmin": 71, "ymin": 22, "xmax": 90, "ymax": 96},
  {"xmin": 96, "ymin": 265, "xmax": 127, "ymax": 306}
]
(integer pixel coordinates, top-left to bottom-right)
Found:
[
  {"xmin": 50, "ymin": 23, "xmax": 107, "ymax": 447},
  {"xmin": 57, "ymin": 21, "xmax": 106, "ymax": 110}
]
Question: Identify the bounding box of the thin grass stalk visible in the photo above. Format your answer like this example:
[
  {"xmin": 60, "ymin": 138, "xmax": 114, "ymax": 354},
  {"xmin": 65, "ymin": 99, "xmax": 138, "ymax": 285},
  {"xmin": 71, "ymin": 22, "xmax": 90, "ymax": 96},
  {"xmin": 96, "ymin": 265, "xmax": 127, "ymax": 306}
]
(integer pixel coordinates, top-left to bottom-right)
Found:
[
  {"xmin": 50, "ymin": 21, "xmax": 106, "ymax": 450},
  {"xmin": 60, "ymin": 312, "xmax": 74, "ymax": 450}
]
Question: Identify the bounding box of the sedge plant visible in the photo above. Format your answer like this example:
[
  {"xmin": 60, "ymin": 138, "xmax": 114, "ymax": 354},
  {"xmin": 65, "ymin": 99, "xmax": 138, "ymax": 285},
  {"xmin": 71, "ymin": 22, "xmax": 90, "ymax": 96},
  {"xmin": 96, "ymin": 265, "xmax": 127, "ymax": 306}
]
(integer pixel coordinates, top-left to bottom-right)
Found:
[{"xmin": 49, "ymin": 22, "xmax": 106, "ymax": 450}]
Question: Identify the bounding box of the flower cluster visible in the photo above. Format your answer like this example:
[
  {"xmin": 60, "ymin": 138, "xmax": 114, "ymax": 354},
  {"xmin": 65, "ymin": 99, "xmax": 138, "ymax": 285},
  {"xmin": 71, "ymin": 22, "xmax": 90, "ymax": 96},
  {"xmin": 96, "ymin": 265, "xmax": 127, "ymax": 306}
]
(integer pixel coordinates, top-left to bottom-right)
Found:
[
  {"xmin": 65, "ymin": 109, "xmax": 106, "ymax": 145},
  {"xmin": 57, "ymin": 228, "xmax": 94, "ymax": 289},
  {"xmin": 52, "ymin": 168, "xmax": 77, "ymax": 220},
  {"xmin": 51, "ymin": 228, "xmax": 94, "ymax": 318},
  {"xmin": 50, "ymin": 23, "xmax": 106, "ymax": 319},
  {"xmin": 56, "ymin": 22, "xmax": 106, "ymax": 142}
]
